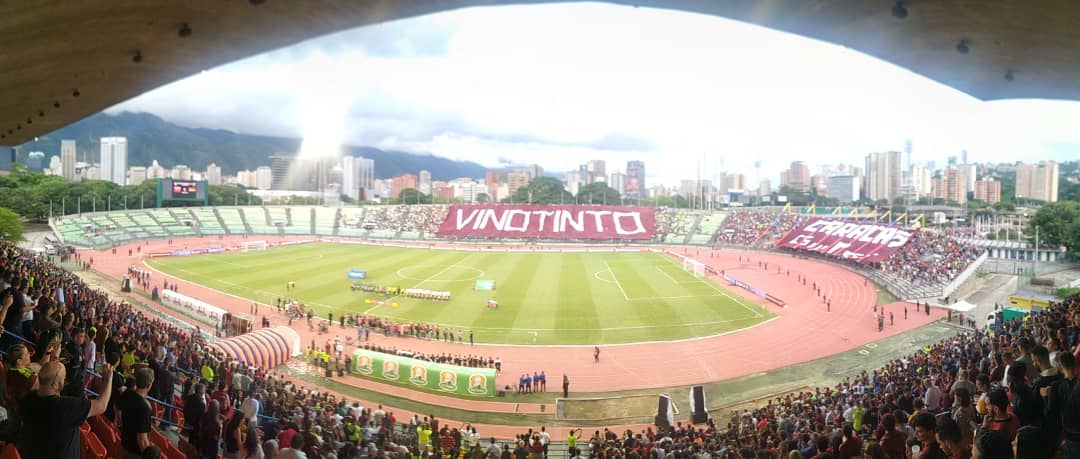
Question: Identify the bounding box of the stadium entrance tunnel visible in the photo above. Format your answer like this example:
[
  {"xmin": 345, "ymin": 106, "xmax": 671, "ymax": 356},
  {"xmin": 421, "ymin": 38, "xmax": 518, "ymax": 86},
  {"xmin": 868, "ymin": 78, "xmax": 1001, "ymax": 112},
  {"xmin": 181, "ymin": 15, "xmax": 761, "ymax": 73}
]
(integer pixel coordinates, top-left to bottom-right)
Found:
[{"xmin": 209, "ymin": 326, "xmax": 302, "ymax": 370}]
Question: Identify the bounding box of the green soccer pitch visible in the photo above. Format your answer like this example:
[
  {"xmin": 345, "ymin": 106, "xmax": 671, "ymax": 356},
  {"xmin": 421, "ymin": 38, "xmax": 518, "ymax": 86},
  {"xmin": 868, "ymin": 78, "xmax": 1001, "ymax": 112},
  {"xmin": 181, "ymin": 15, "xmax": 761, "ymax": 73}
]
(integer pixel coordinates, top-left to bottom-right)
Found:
[{"xmin": 147, "ymin": 243, "xmax": 773, "ymax": 345}]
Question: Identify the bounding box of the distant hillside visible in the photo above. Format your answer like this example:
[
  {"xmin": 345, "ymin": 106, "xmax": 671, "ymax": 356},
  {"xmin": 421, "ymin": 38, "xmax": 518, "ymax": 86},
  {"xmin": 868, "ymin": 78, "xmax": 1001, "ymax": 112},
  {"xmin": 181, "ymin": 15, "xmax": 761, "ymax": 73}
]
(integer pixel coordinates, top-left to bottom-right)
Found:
[{"xmin": 14, "ymin": 111, "xmax": 487, "ymax": 180}]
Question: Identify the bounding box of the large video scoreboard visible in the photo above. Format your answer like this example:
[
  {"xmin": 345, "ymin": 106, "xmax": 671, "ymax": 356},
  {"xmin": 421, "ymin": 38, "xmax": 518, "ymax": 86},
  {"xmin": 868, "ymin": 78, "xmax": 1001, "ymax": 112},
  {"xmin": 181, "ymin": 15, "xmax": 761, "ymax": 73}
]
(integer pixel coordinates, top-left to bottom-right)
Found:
[{"xmin": 156, "ymin": 179, "xmax": 209, "ymax": 206}]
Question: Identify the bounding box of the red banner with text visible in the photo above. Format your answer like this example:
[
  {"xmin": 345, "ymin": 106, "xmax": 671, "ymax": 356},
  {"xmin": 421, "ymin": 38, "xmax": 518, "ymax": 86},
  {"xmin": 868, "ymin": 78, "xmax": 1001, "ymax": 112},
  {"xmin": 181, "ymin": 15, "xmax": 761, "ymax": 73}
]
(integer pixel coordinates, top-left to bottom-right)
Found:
[
  {"xmin": 437, "ymin": 205, "xmax": 656, "ymax": 240},
  {"xmin": 775, "ymin": 217, "xmax": 914, "ymax": 263}
]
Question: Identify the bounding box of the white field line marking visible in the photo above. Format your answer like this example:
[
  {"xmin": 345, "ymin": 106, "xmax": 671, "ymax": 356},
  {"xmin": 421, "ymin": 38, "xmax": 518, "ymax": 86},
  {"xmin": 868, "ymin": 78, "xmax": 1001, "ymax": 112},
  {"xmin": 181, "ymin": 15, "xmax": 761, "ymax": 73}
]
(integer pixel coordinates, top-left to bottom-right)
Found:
[
  {"xmin": 655, "ymin": 265, "xmax": 707, "ymax": 285},
  {"xmin": 604, "ymin": 261, "xmax": 630, "ymax": 301},
  {"xmin": 593, "ymin": 271, "xmax": 616, "ymax": 283},
  {"xmin": 661, "ymin": 255, "xmax": 763, "ymax": 318},
  {"xmin": 365, "ymin": 254, "xmax": 474, "ymax": 313}
]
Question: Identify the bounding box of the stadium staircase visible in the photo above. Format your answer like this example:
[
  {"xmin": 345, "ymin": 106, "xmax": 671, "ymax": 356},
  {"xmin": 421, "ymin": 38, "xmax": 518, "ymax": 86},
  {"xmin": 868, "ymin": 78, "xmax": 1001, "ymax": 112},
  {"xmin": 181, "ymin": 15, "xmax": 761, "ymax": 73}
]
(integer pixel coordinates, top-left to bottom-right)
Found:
[
  {"xmin": 332, "ymin": 207, "xmax": 342, "ymax": 236},
  {"xmin": 211, "ymin": 207, "xmax": 232, "ymax": 235},
  {"xmin": 310, "ymin": 207, "xmax": 317, "ymax": 234},
  {"xmin": 394, "ymin": 206, "xmax": 411, "ymax": 239},
  {"xmin": 145, "ymin": 211, "xmax": 176, "ymax": 237},
  {"xmin": 104, "ymin": 213, "xmax": 138, "ymax": 240},
  {"xmin": 178, "ymin": 209, "xmax": 203, "ymax": 237},
  {"xmin": 235, "ymin": 207, "xmax": 254, "ymax": 234},
  {"xmin": 682, "ymin": 214, "xmax": 705, "ymax": 244},
  {"xmin": 284, "ymin": 206, "xmax": 293, "ymax": 227}
]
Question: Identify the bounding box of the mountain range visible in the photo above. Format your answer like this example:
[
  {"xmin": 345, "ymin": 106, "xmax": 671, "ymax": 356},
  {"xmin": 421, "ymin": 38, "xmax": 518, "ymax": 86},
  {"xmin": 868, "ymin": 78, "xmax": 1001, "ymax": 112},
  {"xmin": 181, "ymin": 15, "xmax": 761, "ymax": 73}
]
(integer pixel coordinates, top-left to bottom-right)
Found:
[{"xmin": 13, "ymin": 112, "xmax": 487, "ymax": 181}]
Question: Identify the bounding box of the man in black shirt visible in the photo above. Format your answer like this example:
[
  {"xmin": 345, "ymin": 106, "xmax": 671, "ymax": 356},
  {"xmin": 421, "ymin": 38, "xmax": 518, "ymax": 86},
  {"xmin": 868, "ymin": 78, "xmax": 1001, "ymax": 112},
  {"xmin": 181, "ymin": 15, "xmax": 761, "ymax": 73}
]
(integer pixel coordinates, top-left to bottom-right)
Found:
[
  {"xmin": 18, "ymin": 359, "xmax": 114, "ymax": 459},
  {"xmin": 149, "ymin": 350, "xmax": 176, "ymax": 428},
  {"xmin": 117, "ymin": 367, "xmax": 155, "ymax": 457},
  {"xmin": 183, "ymin": 383, "xmax": 208, "ymax": 445},
  {"xmin": 60, "ymin": 327, "xmax": 88, "ymax": 397}
]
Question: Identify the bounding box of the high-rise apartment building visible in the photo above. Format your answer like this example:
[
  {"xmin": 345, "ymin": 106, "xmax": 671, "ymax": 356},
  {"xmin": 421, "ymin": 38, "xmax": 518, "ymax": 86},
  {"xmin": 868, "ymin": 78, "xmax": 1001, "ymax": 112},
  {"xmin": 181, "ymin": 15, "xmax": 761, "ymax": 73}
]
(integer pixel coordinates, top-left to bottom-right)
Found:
[
  {"xmin": 524, "ymin": 164, "xmax": 544, "ymax": 181},
  {"xmin": 586, "ymin": 160, "xmax": 606, "ymax": 183},
  {"xmin": 1015, "ymin": 161, "xmax": 1059, "ymax": 202},
  {"xmin": 419, "ymin": 170, "xmax": 432, "ymax": 194},
  {"xmin": 270, "ymin": 154, "xmax": 295, "ymax": 190},
  {"xmin": 99, "ymin": 137, "xmax": 128, "ymax": 186},
  {"xmin": 391, "ymin": 173, "xmax": 419, "ymax": 199},
  {"xmin": 944, "ymin": 166, "xmax": 967, "ymax": 204},
  {"xmin": 341, "ymin": 156, "xmax": 374, "ymax": 200},
  {"xmin": 507, "ymin": 171, "xmax": 529, "ymax": 197},
  {"xmin": 974, "ymin": 177, "xmax": 1002, "ymax": 204},
  {"xmin": 781, "ymin": 161, "xmax": 811, "ymax": 192},
  {"xmin": 61, "ymin": 139, "xmax": 77, "ymax": 181},
  {"xmin": 757, "ymin": 179, "xmax": 771, "ymax": 196},
  {"xmin": 26, "ymin": 152, "xmax": 44, "ymax": 172},
  {"xmin": 825, "ymin": 176, "xmax": 860, "ymax": 203},
  {"xmin": 625, "ymin": 161, "xmax": 645, "ymax": 200},
  {"xmin": 255, "ymin": 166, "xmax": 272, "ymax": 190},
  {"xmin": 564, "ymin": 170, "xmax": 587, "ymax": 196},
  {"xmin": 963, "ymin": 164, "xmax": 977, "ymax": 194},
  {"xmin": 205, "ymin": 163, "xmax": 222, "ymax": 185},
  {"xmin": 609, "ymin": 171, "xmax": 626, "ymax": 196},
  {"xmin": 910, "ymin": 163, "xmax": 933, "ymax": 199},
  {"xmin": 864, "ymin": 151, "xmax": 902, "ymax": 203}
]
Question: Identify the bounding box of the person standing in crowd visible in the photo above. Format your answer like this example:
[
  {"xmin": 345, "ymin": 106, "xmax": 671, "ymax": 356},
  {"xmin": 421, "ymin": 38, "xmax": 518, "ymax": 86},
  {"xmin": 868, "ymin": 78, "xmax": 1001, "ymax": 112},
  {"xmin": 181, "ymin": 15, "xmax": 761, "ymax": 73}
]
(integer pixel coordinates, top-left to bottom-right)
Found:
[
  {"xmin": 117, "ymin": 368, "xmax": 155, "ymax": 458},
  {"xmin": 18, "ymin": 360, "xmax": 114, "ymax": 458}
]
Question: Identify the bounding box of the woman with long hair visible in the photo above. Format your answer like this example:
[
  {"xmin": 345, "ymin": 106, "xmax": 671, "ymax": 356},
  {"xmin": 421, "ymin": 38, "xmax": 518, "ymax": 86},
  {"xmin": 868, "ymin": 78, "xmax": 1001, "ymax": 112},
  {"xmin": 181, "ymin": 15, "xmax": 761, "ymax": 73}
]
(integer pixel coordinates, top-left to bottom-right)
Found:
[{"xmin": 199, "ymin": 399, "xmax": 223, "ymax": 459}]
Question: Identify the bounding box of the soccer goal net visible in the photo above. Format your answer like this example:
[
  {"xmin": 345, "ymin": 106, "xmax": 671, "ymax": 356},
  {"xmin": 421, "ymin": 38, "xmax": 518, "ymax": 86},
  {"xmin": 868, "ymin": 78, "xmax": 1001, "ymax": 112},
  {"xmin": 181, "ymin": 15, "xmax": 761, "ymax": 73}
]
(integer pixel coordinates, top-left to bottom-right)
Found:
[
  {"xmin": 682, "ymin": 257, "xmax": 706, "ymax": 278},
  {"xmin": 242, "ymin": 240, "xmax": 268, "ymax": 253}
]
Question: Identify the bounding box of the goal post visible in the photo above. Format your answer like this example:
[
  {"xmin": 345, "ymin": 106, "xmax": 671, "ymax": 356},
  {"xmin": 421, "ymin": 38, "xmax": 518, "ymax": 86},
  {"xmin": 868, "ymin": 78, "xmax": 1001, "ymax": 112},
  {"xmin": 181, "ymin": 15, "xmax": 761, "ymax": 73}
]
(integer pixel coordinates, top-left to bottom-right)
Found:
[
  {"xmin": 682, "ymin": 257, "xmax": 706, "ymax": 278},
  {"xmin": 242, "ymin": 240, "xmax": 268, "ymax": 253}
]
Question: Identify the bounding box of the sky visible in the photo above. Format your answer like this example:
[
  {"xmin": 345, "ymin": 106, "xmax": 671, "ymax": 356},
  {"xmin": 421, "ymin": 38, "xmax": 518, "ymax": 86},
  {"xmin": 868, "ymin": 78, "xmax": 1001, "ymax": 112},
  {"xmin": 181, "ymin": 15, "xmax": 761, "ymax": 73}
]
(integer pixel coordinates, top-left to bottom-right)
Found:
[{"xmin": 109, "ymin": 2, "xmax": 1080, "ymax": 188}]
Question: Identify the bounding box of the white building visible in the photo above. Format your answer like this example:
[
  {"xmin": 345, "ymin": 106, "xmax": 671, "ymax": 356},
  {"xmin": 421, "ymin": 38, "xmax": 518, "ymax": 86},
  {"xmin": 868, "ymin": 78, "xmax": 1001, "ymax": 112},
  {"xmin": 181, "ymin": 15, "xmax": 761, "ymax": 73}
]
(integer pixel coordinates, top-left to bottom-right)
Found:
[
  {"xmin": 48, "ymin": 155, "xmax": 62, "ymax": 175},
  {"xmin": 61, "ymin": 139, "xmax": 77, "ymax": 181},
  {"xmin": 825, "ymin": 175, "xmax": 860, "ymax": 203},
  {"xmin": 99, "ymin": 137, "xmax": 128, "ymax": 186},
  {"xmin": 454, "ymin": 182, "xmax": 486, "ymax": 203},
  {"xmin": 84, "ymin": 165, "xmax": 100, "ymax": 181},
  {"xmin": 147, "ymin": 160, "xmax": 166, "ymax": 179},
  {"xmin": 128, "ymin": 166, "xmax": 147, "ymax": 185},
  {"xmin": 419, "ymin": 170, "xmax": 432, "ymax": 194},
  {"xmin": 205, "ymin": 163, "xmax": 222, "ymax": 185},
  {"xmin": 255, "ymin": 166, "xmax": 272, "ymax": 190},
  {"xmin": 564, "ymin": 170, "xmax": 587, "ymax": 195},
  {"xmin": 609, "ymin": 171, "xmax": 626, "ymax": 196},
  {"xmin": 910, "ymin": 163, "xmax": 933, "ymax": 199},
  {"xmin": 341, "ymin": 155, "xmax": 375, "ymax": 200},
  {"xmin": 171, "ymin": 165, "xmax": 192, "ymax": 180}
]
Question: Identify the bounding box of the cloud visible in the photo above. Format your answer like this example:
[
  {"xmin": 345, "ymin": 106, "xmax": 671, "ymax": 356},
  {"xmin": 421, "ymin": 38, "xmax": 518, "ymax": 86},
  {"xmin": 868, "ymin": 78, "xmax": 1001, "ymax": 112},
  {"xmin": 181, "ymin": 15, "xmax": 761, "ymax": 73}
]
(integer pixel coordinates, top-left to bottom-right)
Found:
[{"xmin": 109, "ymin": 2, "xmax": 1080, "ymax": 188}]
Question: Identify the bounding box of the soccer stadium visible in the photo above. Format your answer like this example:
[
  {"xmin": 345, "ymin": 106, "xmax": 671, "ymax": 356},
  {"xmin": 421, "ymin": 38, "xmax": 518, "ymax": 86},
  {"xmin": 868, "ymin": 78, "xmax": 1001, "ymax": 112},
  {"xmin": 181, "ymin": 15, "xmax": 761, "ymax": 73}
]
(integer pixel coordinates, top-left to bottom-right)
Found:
[{"xmin": 2, "ymin": 3, "xmax": 1080, "ymax": 459}]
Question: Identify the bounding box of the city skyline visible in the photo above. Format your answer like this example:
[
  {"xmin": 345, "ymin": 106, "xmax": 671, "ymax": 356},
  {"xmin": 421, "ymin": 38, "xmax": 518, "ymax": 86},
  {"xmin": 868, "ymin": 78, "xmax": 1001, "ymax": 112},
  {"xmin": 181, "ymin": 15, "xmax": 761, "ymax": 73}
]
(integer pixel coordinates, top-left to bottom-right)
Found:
[{"xmin": 104, "ymin": 3, "xmax": 1080, "ymax": 189}]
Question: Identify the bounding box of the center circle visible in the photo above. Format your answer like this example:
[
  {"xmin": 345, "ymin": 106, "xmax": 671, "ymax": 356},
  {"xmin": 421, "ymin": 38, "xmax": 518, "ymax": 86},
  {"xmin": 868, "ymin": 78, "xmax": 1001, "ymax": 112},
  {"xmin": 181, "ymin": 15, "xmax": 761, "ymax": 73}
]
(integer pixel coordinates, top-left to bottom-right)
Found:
[{"xmin": 395, "ymin": 265, "xmax": 485, "ymax": 283}]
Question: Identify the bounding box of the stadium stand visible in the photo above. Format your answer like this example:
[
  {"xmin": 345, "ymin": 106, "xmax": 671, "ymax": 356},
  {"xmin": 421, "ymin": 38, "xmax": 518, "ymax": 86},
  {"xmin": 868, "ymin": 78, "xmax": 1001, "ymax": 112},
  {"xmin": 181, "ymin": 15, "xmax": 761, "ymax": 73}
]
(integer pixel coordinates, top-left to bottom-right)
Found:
[
  {"xmin": 189, "ymin": 207, "xmax": 227, "ymax": 236},
  {"xmin": 689, "ymin": 212, "xmax": 726, "ymax": 245},
  {"xmin": 5, "ymin": 235, "xmax": 1078, "ymax": 458},
  {"xmin": 215, "ymin": 207, "xmax": 250, "ymax": 234},
  {"xmin": 48, "ymin": 205, "xmax": 987, "ymax": 301},
  {"xmin": 242, "ymin": 207, "xmax": 277, "ymax": 235}
]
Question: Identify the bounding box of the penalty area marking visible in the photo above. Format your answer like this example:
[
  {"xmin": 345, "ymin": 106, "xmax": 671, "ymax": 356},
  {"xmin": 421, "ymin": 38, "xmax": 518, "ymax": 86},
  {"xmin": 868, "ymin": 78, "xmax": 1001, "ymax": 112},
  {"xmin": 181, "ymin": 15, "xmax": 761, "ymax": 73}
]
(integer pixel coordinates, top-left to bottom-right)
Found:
[
  {"xmin": 603, "ymin": 261, "xmax": 630, "ymax": 301},
  {"xmin": 593, "ymin": 270, "xmax": 616, "ymax": 283}
]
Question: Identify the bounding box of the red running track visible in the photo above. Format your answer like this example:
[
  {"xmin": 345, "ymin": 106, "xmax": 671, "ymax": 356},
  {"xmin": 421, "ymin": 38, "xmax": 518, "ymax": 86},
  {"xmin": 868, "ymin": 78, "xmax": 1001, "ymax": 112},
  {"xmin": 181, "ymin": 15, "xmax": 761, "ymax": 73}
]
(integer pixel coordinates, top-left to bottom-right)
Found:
[{"xmin": 90, "ymin": 238, "xmax": 944, "ymax": 394}]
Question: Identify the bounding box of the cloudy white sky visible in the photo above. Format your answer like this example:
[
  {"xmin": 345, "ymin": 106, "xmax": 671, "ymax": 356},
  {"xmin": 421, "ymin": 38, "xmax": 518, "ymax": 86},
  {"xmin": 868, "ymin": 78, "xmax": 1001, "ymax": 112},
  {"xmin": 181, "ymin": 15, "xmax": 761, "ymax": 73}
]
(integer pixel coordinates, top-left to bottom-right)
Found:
[{"xmin": 110, "ymin": 2, "xmax": 1080, "ymax": 187}]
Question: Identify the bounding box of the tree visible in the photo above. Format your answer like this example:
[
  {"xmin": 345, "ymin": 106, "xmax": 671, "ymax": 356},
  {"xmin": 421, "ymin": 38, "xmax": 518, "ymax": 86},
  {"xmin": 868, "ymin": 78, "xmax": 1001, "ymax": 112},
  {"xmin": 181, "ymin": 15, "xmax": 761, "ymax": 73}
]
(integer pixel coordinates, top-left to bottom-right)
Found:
[
  {"xmin": 394, "ymin": 188, "xmax": 433, "ymax": 205},
  {"xmin": 0, "ymin": 207, "xmax": 24, "ymax": 242},
  {"xmin": 576, "ymin": 182, "xmax": 621, "ymax": 205},
  {"xmin": 1027, "ymin": 201, "xmax": 1080, "ymax": 260},
  {"xmin": 475, "ymin": 193, "xmax": 490, "ymax": 203},
  {"xmin": 504, "ymin": 177, "xmax": 574, "ymax": 204}
]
